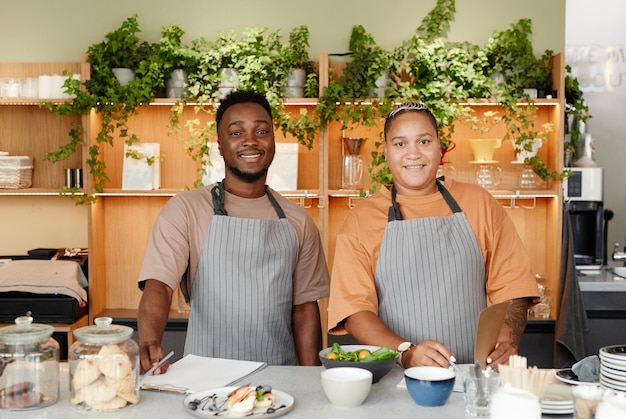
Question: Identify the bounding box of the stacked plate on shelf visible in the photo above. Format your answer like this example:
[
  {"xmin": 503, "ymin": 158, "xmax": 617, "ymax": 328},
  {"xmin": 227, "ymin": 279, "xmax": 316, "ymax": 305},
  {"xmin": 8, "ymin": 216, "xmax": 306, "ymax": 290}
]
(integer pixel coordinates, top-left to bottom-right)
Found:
[
  {"xmin": 540, "ymin": 383, "xmax": 574, "ymax": 415},
  {"xmin": 599, "ymin": 345, "xmax": 626, "ymax": 392}
]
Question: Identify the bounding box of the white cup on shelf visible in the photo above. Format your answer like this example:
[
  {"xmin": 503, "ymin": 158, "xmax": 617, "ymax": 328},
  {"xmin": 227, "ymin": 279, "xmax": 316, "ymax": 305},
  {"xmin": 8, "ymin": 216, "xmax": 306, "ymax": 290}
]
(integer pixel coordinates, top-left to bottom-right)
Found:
[{"xmin": 1, "ymin": 78, "xmax": 21, "ymax": 98}]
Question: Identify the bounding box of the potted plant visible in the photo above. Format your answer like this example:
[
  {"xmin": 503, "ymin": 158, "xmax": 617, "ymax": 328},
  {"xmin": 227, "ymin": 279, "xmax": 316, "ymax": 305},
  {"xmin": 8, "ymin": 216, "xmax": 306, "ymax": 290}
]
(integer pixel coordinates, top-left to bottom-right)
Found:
[
  {"xmin": 158, "ymin": 24, "xmax": 199, "ymax": 98},
  {"xmin": 564, "ymin": 65, "xmax": 589, "ymax": 166},
  {"xmin": 281, "ymin": 25, "xmax": 314, "ymax": 98},
  {"xmin": 43, "ymin": 14, "xmax": 164, "ymax": 202},
  {"xmin": 168, "ymin": 26, "xmax": 319, "ymax": 188},
  {"xmin": 339, "ymin": 24, "xmax": 401, "ymax": 100},
  {"xmin": 483, "ymin": 18, "xmax": 554, "ymax": 97}
]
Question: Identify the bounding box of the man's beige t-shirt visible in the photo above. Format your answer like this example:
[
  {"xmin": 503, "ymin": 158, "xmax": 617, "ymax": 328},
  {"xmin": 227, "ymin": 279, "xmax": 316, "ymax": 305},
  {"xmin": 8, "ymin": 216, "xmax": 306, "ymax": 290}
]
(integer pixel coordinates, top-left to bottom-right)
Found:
[{"xmin": 138, "ymin": 184, "xmax": 330, "ymax": 305}]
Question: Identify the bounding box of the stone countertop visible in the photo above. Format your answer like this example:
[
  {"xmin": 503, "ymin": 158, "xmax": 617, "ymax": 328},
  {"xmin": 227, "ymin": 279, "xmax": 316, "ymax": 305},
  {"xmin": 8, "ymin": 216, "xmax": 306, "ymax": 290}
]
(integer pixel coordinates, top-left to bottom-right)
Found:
[
  {"xmin": 577, "ymin": 264, "xmax": 626, "ymax": 292},
  {"xmin": 2, "ymin": 364, "xmax": 569, "ymax": 419}
]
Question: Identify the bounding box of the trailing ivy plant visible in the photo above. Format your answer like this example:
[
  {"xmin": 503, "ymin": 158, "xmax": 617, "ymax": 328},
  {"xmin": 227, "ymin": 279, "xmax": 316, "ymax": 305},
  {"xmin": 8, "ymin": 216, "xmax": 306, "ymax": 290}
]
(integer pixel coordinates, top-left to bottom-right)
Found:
[
  {"xmin": 314, "ymin": 24, "xmax": 402, "ymax": 135},
  {"xmin": 169, "ymin": 26, "xmax": 320, "ymax": 187},
  {"xmin": 483, "ymin": 18, "xmax": 554, "ymax": 94},
  {"xmin": 42, "ymin": 14, "xmax": 164, "ymax": 203},
  {"xmin": 564, "ymin": 64, "xmax": 589, "ymax": 163}
]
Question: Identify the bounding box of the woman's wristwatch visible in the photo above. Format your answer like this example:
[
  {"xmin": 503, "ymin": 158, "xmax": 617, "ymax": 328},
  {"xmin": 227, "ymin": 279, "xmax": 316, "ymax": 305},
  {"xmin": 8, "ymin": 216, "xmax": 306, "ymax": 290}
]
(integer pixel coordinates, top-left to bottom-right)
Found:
[{"xmin": 397, "ymin": 341, "xmax": 416, "ymax": 368}]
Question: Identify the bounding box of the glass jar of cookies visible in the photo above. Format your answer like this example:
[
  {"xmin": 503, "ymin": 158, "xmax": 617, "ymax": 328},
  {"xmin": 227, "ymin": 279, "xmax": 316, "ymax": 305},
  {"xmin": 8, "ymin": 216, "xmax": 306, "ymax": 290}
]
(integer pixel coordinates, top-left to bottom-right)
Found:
[
  {"xmin": 69, "ymin": 317, "xmax": 139, "ymax": 411},
  {"xmin": 0, "ymin": 316, "xmax": 59, "ymax": 410}
]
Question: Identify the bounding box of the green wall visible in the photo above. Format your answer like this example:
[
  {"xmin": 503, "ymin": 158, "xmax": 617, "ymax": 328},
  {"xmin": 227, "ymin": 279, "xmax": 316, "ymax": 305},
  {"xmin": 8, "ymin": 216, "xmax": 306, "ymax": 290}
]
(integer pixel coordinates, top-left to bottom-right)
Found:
[{"xmin": 0, "ymin": 0, "xmax": 565, "ymax": 62}]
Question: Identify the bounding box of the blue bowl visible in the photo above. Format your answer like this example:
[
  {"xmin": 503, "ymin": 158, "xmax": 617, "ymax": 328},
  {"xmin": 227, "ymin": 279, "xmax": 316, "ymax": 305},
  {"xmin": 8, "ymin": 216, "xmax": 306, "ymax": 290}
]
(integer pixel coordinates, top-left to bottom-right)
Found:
[{"xmin": 404, "ymin": 366, "xmax": 456, "ymax": 406}]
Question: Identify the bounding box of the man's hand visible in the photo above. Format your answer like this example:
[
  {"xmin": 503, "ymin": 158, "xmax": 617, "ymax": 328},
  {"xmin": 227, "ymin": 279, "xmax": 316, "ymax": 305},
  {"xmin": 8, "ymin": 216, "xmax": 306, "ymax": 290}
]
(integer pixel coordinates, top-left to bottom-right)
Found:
[
  {"xmin": 139, "ymin": 340, "xmax": 169, "ymax": 375},
  {"xmin": 137, "ymin": 279, "xmax": 173, "ymax": 374}
]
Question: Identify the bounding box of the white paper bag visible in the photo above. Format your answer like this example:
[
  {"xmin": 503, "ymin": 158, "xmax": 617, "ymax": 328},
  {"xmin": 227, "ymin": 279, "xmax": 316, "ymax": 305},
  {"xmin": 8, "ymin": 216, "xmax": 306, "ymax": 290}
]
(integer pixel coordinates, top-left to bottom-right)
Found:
[
  {"xmin": 122, "ymin": 143, "xmax": 161, "ymax": 190},
  {"xmin": 202, "ymin": 142, "xmax": 298, "ymax": 190}
]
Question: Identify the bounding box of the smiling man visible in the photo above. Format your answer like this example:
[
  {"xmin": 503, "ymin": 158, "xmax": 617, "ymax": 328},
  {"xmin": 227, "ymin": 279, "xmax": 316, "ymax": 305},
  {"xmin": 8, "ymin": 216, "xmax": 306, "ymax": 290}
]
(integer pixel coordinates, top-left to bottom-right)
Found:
[{"xmin": 137, "ymin": 91, "xmax": 330, "ymax": 374}]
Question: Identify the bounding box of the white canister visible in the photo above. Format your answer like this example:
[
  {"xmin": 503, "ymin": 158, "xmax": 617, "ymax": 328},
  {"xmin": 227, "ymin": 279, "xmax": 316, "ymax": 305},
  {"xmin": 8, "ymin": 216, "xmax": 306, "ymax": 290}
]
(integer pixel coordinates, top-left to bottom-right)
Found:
[
  {"xmin": 20, "ymin": 78, "xmax": 38, "ymax": 98},
  {"xmin": 1, "ymin": 79, "xmax": 20, "ymax": 98},
  {"xmin": 50, "ymin": 75, "xmax": 66, "ymax": 99},
  {"xmin": 38, "ymin": 75, "xmax": 52, "ymax": 99},
  {"xmin": 490, "ymin": 384, "xmax": 541, "ymax": 419}
]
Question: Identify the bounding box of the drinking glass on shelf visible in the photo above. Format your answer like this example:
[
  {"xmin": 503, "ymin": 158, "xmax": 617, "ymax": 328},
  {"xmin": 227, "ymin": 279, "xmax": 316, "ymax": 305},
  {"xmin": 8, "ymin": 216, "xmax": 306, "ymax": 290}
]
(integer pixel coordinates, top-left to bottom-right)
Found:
[{"xmin": 529, "ymin": 275, "xmax": 552, "ymax": 319}]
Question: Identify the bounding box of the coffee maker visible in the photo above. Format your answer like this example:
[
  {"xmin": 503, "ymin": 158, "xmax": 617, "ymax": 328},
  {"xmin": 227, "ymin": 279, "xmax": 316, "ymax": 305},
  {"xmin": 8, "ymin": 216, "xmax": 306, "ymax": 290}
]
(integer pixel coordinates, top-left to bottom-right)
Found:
[{"xmin": 563, "ymin": 167, "xmax": 604, "ymax": 270}]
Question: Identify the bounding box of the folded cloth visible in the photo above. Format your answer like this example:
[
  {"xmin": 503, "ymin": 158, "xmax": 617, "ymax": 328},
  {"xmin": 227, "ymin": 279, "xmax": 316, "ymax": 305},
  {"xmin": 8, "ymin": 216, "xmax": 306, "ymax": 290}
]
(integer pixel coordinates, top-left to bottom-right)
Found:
[
  {"xmin": 0, "ymin": 260, "xmax": 87, "ymax": 303},
  {"xmin": 571, "ymin": 355, "xmax": 600, "ymax": 383}
]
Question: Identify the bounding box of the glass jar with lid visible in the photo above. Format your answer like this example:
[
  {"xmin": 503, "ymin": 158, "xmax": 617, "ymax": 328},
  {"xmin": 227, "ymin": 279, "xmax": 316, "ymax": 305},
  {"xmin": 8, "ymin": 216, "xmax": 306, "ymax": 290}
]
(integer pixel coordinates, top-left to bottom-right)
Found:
[
  {"xmin": 0, "ymin": 316, "xmax": 59, "ymax": 410},
  {"xmin": 69, "ymin": 317, "xmax": 139, "ymax": 411}
]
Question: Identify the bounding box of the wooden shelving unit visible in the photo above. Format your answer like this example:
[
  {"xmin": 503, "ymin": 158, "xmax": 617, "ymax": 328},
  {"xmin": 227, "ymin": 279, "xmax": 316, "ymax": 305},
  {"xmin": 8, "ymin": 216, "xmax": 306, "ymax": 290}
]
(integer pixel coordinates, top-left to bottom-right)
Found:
[{"xmin": 2, "ymin": 53, "xmax": 565, "ymax": 344}]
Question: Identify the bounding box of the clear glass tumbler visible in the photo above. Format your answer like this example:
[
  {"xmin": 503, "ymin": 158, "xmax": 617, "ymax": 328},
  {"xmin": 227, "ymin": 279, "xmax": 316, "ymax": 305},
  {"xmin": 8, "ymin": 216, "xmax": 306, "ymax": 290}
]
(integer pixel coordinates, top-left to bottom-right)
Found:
[{"xmin": 464, "ymin": 368, "xmax": 500, "ymax": 417}]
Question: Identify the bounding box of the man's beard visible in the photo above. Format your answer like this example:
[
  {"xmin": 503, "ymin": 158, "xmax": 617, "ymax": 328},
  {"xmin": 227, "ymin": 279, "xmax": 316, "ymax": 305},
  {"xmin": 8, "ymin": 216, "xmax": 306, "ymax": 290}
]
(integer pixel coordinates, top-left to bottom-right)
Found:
[{"xmin": 226, "ymin": 165, "xmax": 268, "ymax": 183}]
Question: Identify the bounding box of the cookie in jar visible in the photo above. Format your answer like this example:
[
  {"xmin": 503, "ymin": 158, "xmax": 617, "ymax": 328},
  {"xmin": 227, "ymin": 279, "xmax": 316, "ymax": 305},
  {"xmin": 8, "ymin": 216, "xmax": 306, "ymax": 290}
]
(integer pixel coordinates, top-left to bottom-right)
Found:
[
  {"xmin": 0, "ymin": 316, "xmax": 59, "ymax": 410},
  {"xmin": 69, "ymin": 317, "xmax": 139, "ymax": 411}
]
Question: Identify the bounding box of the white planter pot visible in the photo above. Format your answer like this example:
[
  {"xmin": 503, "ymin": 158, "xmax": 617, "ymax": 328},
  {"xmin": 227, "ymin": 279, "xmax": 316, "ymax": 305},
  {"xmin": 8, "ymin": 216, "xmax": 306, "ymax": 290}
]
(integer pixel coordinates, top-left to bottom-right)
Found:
[
  {"xmin": 514, "ymin": 139, "xmax": 542, "ymax": 162},
  {"xmin": 218, "ymin": 68, "xmax": 239, "ymax": 99},
  {"xmin": 165, "ymin": 69, "xmax": 187, "ymax": 98},
  {"xmin": 368, "ymin": 70, "xmax": 389, "ymax": 98},
  {"xmin": 284, "ymin": 68, "xmax": 306, "ymax": 98},
  {"xmin": 112, "ymin": 68, "xmax": 135, "ymax": 86}
]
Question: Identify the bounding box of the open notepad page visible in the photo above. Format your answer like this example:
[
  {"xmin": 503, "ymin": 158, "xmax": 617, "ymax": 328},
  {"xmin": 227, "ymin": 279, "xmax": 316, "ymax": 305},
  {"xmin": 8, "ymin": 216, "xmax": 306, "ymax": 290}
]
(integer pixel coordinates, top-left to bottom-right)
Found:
[{"xmin": 140, "ymin": 354, "xmax": 267, "ymax": 394}]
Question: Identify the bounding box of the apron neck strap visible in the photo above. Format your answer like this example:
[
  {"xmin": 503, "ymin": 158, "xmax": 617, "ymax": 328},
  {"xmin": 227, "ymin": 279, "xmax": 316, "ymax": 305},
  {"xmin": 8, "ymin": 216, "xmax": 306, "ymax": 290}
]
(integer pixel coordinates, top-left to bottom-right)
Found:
[
  {"xmin": 387, "ymin": 180, "xmax": 462, "ymax": 222},
  {"xmin": 211, "ymin": 180, "xmax": 228, "ymax": 216},
  {"xmin": 388, "ymin": 185, "xmax": 403, "ymax": 221},
  {"xmin": 211, "ymin": 181, "xmax": 287, "ymax": 219}
]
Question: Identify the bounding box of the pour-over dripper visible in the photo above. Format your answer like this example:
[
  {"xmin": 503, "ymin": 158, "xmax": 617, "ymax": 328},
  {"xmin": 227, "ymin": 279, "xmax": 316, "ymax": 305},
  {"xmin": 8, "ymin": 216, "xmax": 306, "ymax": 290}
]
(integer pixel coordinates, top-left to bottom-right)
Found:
[{"xmin": 342, "ymin": 137, "xmax": 367, "ymax": 156}]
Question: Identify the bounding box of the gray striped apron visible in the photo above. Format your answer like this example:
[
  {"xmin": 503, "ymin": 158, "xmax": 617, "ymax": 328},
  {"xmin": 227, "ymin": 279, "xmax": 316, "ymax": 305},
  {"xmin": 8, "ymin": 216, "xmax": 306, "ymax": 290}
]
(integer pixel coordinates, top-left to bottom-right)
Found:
[
  {"xmin": 376, "ymin": 180, "xmax": 487, "ymax": 363},
  {"xmin": 184, "ymin": 181, "xmax": 298, "ymax": 365}
]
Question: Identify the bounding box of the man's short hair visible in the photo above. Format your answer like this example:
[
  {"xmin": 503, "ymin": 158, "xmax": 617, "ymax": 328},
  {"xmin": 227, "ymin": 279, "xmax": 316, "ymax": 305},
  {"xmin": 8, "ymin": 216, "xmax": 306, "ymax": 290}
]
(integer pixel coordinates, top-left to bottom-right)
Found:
[{"xmin": 216, "ymin": 91, "xmax": 273, "ymax": 128}]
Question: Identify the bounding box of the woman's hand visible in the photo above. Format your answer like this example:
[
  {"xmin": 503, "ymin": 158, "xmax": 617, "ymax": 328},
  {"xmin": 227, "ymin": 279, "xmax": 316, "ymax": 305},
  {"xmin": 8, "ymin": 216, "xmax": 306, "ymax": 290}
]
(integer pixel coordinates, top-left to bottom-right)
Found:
[{"xmin": 402, "ymin": 339, "xmax": 453, "ymax": 368}]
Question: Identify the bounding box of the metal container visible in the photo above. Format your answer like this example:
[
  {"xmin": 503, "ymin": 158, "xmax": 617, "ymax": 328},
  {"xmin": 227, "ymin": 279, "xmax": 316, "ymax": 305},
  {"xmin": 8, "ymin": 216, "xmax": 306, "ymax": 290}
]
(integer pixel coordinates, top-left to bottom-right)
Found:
[
  {"xmin": 69, "ymin": 317, "xmax": 139, "ymax": 411},
  {"xmin": 0, "ymin": 316, "xmax": 59, "ymax": 410}
]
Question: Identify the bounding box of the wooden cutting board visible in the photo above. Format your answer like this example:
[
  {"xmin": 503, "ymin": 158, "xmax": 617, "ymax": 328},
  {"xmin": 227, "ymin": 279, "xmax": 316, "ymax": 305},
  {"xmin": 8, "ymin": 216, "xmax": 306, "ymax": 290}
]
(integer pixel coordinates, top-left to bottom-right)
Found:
[{"xmin": 474, "ymin": 300, "xmax": 511, "ymax": 366}]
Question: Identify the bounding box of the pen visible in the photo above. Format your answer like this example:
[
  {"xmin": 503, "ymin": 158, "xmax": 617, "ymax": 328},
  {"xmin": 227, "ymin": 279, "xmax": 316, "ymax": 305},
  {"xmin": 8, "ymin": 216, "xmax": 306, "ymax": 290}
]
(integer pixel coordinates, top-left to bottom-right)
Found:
[{"xmin": 141, "ymin": 350, "xmax": 174, "ymax": 382}]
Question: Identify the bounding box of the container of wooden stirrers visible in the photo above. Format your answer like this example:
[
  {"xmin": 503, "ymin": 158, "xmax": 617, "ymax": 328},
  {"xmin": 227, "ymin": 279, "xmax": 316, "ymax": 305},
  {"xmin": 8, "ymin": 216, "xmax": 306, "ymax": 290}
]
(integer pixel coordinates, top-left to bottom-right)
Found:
[{"xmin": 498, "ymin": 355, "xmax": 556, "ymax": 397}]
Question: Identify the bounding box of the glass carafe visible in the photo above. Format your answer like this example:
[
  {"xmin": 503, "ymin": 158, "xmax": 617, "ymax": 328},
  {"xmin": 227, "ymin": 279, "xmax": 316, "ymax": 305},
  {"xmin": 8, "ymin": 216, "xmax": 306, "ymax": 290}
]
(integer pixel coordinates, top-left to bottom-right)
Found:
[
  {"xmin": 342, "ymin": 154, "xmax": 364, "ymax": 189},
  {"xmin": 341, "ymin": 137, "xmax": 367, "ymax": 189},
  {"xmin": 519, "ymin": 164, "xmax": 539, "ymax": 189},
  {"xmin": 476, "ymin": 165, "xmax": 502, "ymax": 189}
]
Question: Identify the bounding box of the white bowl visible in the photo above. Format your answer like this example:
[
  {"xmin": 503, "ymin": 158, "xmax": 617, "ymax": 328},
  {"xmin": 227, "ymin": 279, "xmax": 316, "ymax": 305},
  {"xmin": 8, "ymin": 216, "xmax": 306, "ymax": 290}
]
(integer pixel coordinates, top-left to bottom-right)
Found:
[
  {"xmin": 321, "ymin": 367, "xmax": 372, "ymax": 407},
  {"xmin": 597, "ymin": 391, "xmax": 626, "ymax": 419},
  {"xmin": 490, "ymin": 385, "xmax": 541, "ymax": 419}
]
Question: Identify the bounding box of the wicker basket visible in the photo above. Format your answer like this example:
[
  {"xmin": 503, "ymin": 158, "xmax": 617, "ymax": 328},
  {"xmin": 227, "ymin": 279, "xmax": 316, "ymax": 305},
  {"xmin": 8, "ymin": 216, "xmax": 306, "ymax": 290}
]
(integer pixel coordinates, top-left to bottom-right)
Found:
[{"xmin": 0, "ymin": 155, "xmax": 34, "ymax": 189}]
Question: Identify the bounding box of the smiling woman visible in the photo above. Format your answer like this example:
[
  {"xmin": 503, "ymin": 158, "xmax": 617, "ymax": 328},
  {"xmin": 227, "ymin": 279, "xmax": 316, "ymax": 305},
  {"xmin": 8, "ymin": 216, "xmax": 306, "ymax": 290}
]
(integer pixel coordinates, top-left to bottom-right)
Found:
[
  {"xmin": 383, "ymin": 102, "xmax": 441, "ymax": 197},
  {"xmin": 327, "ymin": 101, "xmax": 540, "ymax": 368}
]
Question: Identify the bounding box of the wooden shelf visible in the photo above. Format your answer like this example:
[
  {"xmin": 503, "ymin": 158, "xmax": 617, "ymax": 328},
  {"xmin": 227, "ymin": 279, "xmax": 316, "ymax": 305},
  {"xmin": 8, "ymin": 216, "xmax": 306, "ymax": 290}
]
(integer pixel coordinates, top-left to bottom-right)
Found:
[{"xmin": 0, "ymin": 188, "xmax": 84, "ymax": 196}]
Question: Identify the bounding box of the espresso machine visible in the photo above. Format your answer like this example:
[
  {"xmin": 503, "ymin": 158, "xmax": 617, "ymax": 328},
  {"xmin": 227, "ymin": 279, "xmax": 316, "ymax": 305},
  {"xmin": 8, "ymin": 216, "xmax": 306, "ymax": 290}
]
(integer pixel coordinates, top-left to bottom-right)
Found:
[{"xmin": 563, "ymin": 167, "xmax": 604, "ymax": 270}]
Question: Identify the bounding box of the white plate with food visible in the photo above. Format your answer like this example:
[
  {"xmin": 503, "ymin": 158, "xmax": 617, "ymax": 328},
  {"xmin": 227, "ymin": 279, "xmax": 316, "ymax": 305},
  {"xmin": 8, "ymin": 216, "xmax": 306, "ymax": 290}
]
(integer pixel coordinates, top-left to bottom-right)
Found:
[
  {"xmin": 555, "ymin": 368, "xmax": 598, "ymax": 385},
  {"xmin": 183, "ymin": 385, "xmax": 294, "ymax": 418}
]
